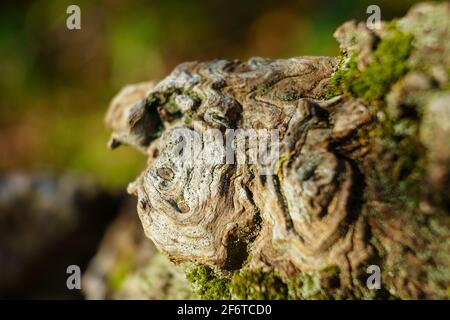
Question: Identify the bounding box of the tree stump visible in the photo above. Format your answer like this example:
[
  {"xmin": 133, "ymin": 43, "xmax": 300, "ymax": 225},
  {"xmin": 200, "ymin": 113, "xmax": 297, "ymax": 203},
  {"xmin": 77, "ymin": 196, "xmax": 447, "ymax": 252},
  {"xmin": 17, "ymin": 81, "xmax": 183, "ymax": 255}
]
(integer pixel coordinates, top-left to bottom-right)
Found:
[{"xmin": 105, "ymin": 2, "xmax": 450, "ymax": 299}]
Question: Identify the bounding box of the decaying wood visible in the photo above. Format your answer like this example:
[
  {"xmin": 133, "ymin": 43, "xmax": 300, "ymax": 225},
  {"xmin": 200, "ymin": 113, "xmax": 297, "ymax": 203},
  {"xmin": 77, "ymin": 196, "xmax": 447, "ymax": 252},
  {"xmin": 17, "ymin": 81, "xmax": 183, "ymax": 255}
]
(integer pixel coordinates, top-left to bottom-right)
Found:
[{"xmin": 105, "ymin": 2, "xmax": 449, "ymax": 299}]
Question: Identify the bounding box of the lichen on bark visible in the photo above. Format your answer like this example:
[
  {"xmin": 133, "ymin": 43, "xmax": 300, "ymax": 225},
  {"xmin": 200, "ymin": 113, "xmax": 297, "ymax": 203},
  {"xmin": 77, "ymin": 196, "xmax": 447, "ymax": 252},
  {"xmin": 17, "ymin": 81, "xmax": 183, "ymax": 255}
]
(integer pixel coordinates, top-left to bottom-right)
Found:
[{"xmin": 104, "ymin": 2, "xmax": 450, "ymax": 299}]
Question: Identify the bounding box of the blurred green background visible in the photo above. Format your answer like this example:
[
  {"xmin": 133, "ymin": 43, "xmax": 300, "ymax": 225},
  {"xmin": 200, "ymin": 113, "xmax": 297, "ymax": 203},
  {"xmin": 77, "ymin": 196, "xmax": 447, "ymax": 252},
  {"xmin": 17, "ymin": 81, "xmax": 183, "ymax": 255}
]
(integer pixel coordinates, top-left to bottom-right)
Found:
[{"xmin": 0, "ymin": 0, "xmax": 425, "ymax": 189}]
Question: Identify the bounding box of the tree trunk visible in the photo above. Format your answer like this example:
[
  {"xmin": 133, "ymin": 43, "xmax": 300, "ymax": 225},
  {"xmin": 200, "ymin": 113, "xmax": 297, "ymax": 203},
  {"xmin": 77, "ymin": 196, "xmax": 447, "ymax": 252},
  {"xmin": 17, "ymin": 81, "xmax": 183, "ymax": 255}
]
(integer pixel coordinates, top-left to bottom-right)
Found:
[{"xmin": 104, "ymin": 2, "xmax": 449, "ymax": 299}]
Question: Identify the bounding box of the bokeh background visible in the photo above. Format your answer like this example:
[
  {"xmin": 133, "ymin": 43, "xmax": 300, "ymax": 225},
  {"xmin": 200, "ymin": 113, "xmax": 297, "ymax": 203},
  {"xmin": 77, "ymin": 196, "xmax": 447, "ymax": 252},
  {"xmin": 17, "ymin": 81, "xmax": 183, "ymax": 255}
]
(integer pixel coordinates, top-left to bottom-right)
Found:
[{"xmin": 0, "ymin": 0, "xmax": 426, "ymax": 190}]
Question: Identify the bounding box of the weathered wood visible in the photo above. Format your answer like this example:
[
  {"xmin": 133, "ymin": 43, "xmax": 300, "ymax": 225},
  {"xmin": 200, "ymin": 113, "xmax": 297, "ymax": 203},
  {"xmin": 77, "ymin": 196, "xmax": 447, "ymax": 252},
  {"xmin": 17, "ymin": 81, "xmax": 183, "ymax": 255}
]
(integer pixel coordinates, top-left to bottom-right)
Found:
[{"xmin": 105, "ymin": 2, "xmax": 449, "ymax": 299}]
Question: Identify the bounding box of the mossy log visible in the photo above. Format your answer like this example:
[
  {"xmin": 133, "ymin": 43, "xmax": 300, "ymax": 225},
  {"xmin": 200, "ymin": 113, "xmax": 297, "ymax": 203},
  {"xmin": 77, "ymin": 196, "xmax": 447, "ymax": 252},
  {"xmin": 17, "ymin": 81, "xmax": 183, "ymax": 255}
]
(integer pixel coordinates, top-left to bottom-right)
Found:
[{"xmin": 105, "ymin": 2, "xmax": 449, "ymax": 299}]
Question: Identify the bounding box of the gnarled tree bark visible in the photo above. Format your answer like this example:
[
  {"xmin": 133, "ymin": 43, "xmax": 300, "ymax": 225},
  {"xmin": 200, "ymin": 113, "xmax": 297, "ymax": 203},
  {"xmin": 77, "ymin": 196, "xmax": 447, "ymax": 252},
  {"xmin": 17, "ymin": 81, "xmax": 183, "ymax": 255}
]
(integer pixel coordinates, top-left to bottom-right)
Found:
[{"xmin": 104, "ymin": 2, "xmax": 449, "ymax": 299}]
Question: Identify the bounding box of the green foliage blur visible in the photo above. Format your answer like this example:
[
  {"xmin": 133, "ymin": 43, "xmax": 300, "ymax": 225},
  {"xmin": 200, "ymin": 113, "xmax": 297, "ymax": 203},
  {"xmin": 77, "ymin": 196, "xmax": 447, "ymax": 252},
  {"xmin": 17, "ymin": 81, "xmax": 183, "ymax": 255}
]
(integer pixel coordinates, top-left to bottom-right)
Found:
[{"xmin": 0, "ymin": 0, "xmax": 424, "ymax": 189}]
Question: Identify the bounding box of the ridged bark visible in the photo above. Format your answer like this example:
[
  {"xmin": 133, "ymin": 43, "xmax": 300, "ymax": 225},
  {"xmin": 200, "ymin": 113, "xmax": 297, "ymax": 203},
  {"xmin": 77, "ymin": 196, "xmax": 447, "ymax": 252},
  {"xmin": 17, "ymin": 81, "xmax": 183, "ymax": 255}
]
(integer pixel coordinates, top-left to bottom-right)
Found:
[{"xmin": 105, "ymin": 2, "xmax": 449, "ymax": 299}]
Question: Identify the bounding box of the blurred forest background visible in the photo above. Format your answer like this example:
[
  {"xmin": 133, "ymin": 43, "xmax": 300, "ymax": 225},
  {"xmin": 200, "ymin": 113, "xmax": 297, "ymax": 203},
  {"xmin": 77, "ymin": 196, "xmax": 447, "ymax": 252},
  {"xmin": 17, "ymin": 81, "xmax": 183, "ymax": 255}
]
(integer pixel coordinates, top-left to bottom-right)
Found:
[{"xmin": 0, "ymin": 0, "xmax": 427, "ymax": 190}]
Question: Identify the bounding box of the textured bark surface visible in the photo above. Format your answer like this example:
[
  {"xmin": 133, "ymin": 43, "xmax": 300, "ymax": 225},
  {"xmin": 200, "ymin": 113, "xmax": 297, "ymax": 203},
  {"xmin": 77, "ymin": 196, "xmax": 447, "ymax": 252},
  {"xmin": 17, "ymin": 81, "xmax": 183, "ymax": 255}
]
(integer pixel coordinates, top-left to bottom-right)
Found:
[{"xmin": 105, "ymin": 2, "xmax": 449, "ymax": 299}]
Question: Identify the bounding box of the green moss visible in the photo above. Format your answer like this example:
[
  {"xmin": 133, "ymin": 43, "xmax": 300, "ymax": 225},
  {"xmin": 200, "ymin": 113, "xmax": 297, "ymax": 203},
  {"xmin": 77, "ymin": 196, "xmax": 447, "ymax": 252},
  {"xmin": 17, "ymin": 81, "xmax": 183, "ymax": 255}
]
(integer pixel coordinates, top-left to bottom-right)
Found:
[
  {"xmin": 107, "ymin": 258, "xmax": 132, "ymax": 291},
  {"xmin": 183, "ymin": 109, "xmax": 196, "ymax": 126},
  {"xmin": 442, "ymin": 82, "xmax": 450, "ymax": 91},
  {"xmin": 322, "ymin": 265, "xmax": 340, "ymax": 277},
  {"xmin": 328, "ymin": 24, "xmax": 428, "ymax": 212},
  {"xmin": 441, "ymin": 69, "xmax": 450, "ymax": 91},
  {"xmin": 230, "ymin": 269, "xmax": 288, "ymax": 300},
  {"xmin": 277, "ymin": 90, "xmax": 299, "ymax": 101},
  {"xmin": 321, "ymin": 82, "xmax": 343, "ymax": 99},
  {"xmin": 230, "ymin": 267, "xmax": 341, "ymax": 300},
  {"xmin": 147, "ymin": 91, "xmax": 181, "ymax": 117},
  {"xmin": 241, "ymin": 255, "xmax": 252, "ymax": 268},
  {"xmin": 329, "ymin": 55, "xmax": 358, "ymax": 96},
  {"xmin": 256, "ymin": 79, "xmax": 278, "ymax": 97},
  {"xmin": 185, "ymin": 265, "xmax": 231, "ymax": 300},
  {"xmin": 147, "ymin": 89, "xmax": 201, "ymax": 124},
  {"xmin": 330, "ymin": 27, "xmax": 413, "ymax": 103},
  {"xmin": 362, "ymin": 98, "xmax": 426, "ymax": 211},
  {"xmin": 186, "ymin": 266, "xmax": 290, "ymax": 300},
  {"xmin": 286, "ymin": 272, "xmax": 323, "ymax": 299},
  {"xmin": 286, "ymin": 267, "xmax": 341, "ymax": 300},
  {"xmin": 151, "ymin": 123, "xmax": 165, "ymax": 139},
  {"xmin": 257, "ymin": 85, "xmax": 270, "ymax": 96},
  {"xmin": 185, "ymin": 264, "xmax": 395, "ymax": 300}
]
